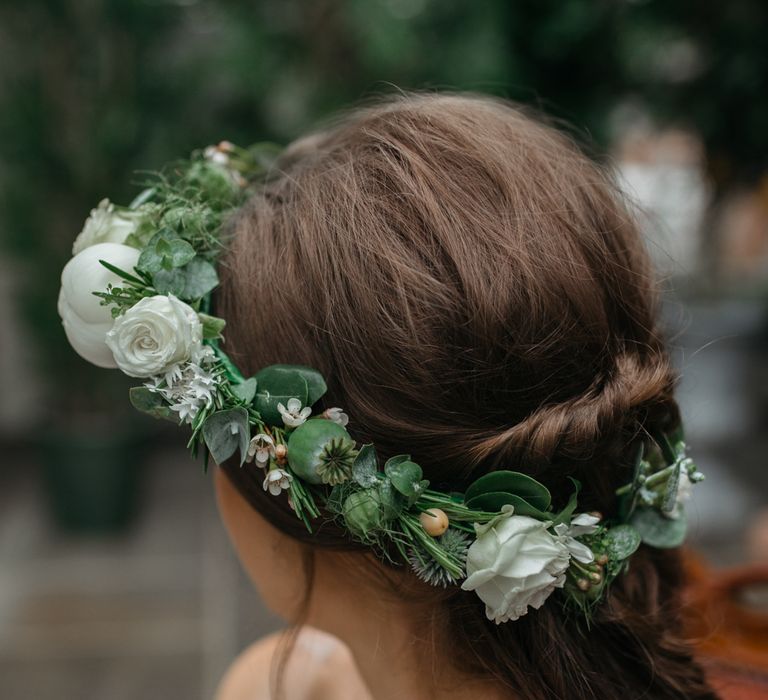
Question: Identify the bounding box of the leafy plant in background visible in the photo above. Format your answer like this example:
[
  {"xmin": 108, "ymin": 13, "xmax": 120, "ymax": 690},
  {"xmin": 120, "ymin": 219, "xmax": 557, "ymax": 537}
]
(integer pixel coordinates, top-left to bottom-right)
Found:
[{"xmin": 1, "ymin": 0, "xmax": 766, "ymax": 426}]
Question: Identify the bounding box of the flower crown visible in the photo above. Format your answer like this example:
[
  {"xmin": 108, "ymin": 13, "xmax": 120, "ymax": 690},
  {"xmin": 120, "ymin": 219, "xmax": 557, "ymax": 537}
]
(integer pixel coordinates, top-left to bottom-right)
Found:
[{"xmin": 58, "ymin": 142, "xmax": 704, "ymax": 624}]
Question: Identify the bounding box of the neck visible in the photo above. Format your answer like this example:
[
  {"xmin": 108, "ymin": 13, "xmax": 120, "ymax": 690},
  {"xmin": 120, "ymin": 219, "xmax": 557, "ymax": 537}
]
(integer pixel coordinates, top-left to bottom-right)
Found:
[{"xmin": 310, "ymin": 558, "xmax": 512, "ymax": 700}]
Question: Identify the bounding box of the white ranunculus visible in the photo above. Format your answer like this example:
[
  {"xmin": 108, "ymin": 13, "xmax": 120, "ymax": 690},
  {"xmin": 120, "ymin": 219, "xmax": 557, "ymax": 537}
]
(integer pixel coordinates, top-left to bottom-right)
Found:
[
  {"xmin": 105, "ymin": 294, "xmax": 202, "ymax": 378},
  {"xmin": 58, "ymin": 242, "xmax": 141, "ymax": 368},
  {"xmin": 72, "ymin": 199, "xmax": 143, "ymax": 255},
  {"xmin": 461, "ymin": 508, "xmax": 571, "ymax": 623}
]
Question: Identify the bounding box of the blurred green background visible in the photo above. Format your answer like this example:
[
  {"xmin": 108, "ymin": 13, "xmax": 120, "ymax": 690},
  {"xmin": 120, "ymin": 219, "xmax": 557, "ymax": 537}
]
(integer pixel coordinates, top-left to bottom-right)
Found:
[
  {"xmin": 2, "ymin": 0, "xmax": 767, "ymax": 416},
  {"xmin": 0, "ymin": 2, "xmax": 766, "ymax": 699}
]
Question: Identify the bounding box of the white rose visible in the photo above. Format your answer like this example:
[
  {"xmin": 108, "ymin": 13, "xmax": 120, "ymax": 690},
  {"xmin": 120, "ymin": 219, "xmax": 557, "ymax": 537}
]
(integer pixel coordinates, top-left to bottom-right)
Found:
[
  {"xmin": 461, "ymin": 508, "xmax": 571, "ymax": 623},
  {"xmin": 105, "ymin": 295, "xmax": 202, "ymax": 378},
  {"xmin": 72, "ymin": 199, "xmax": 144, "ymax": 255},
  {"xmin": 58, "ymin": 242, "xmax": 141, "ymax": 368}
]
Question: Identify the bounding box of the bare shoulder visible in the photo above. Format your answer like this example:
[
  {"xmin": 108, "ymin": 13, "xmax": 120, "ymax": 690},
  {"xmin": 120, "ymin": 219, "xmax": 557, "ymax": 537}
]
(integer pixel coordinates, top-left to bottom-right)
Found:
[{"xmin": 215, "ymin": 627, "xmax": 371, "ymax": 700}]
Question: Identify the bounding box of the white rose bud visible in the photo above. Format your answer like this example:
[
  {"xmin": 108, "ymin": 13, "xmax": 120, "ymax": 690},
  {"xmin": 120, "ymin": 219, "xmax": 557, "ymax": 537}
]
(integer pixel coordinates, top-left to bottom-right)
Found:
[
  {"xmin": 461, "ymin": 509, "xmax": 571, "ymax": 623},
  {"xmin": 72, "ymin": 199, "xmax": 143, "ymax": 255},
  {"xmin": 58, "ymin": 242, "xmax": 141, "ymax": 368},
  {"xmin": 105, "ymin": 294, "xmax": 203, "ymax": 378}
]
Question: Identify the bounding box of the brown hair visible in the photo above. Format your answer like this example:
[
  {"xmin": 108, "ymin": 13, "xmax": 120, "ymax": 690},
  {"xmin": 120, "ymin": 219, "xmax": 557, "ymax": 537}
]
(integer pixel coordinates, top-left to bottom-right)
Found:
[{"xmin": 218, "ymin": 93, "xmax": 717, "ymax": 699}]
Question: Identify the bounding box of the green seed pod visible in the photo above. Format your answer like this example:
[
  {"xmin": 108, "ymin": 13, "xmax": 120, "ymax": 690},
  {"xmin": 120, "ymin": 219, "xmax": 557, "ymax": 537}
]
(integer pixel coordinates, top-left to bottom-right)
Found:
[
  {"xmin": 342, "ymin": 489, "xmax": 386, "ymax": 539},
  {"xmin": 287, "ymin": 418, "xmax": 356, "ymax": 485}
]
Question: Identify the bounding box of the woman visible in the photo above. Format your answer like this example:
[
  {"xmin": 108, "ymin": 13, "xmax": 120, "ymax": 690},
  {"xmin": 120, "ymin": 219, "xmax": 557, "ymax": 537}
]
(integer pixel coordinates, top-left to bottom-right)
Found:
[
  {"xmin": 212, "ymin": 95, "xmax": 717, "ymax": 699},
  {"xmin": 58, "ymin": 93, "xmax": 717, "ymax": 699}
]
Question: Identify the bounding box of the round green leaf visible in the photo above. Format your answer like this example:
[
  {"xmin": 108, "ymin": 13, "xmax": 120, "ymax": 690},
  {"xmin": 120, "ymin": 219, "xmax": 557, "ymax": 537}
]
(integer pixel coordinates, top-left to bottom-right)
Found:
[
  {"xmin": 231, "ymin": 377, "xmax": 257, "ymax": 404},
  {"xmin": 385, "ymin": 459, "xmax": 422, "ymax": 493},
  {"xmin": 464, "ymin": 470, "xmax": 551, "ymax": 511},
  {"xmin": 182, "ymin": 258, "xmax": 219, "ymax": 299},
  {"xmin": 630, "ymin": 507, "xmax": 688, "ymax": 549},
  {"xmin": 253, "ymin": 365, "xmax": 309, "ymax": 426},
  {"xmin": 201, "ymin": 408, "xmax": 250, "ymax": 466},
  {"xmin": 129, "ymin": 387, "xmax": 178, "ymax": 423},
  {"xmin": 605, "ymin": 524, "xmax": 642, "ymax": 560},
  {"xmin": 353, "ymin": 444, "xmax": 379, "ymax": 487}
]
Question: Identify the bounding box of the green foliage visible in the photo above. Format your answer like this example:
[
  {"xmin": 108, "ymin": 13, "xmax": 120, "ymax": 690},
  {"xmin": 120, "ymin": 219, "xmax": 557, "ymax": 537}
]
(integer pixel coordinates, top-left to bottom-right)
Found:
[
  {"xmin": 464, "ymin": 470, "xmax": 553, "ymax": 516},
  {"xmin": 137, "ymin": 230, "xmax": 196, "ymax": 274},
  {"xmin": 201, "ymin": 407, "xmax": 250, "ymax": 466},
  {"xmin": 252, "ymin": 364, "xmax": 326, "ymax": 425},
  {"xmin": 128, "ymin": 387, "xmax": 178, "ymax": 423},
  {"xmin": 605, "ymin": 524, "xmax": 642, "ymax": 561},
  {"xmin": 253, "ymin": 365, "xmax": 308, "ymax": 425},
  {"xmin": 1, "ymin": 0, "xmax": 763, "ymax": 418},
  {"xmin": 199, "ymin": 312, "xmax": 227, "ymax": 341},
  {"xmin": 630, "ymin": 506, "xmax": 688, "ymax": 548},
  {"xmin": 230, "ymin": 377, "xmax": 257, "ymax": 404},
  {"xmin": 384, "ymin": 457, "xmax": 429, "ymax": 506},
  {"xmin": 352, "ymin": 444, "xmax": 379, "ymax": 487}
]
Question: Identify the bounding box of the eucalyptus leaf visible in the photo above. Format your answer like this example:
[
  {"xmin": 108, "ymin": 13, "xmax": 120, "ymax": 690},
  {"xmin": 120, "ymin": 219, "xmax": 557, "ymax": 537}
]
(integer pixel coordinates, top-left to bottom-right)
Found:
[
  {"xmin": 201, "ymin": 408, "xmax": 250, "ymax": 466},
  {"xmin": 129, "ymin": 387, "xmax": 178, "ymax": 423},
  {"xmin": 464, "ymin": 470, "xmax": 551, "ymax": 511},
  {"xmin": 385, "ymin": 459, "xmax": 426, "ymax": 505},
  {"xmin": 166, "ymin": 238, "xmax": 196, "ymax": 267},
  {"xmin": 605, "ymin": 524, "xmax": 642, "ymax": 561},
  {"xmin": 137, "ymin": 229, "xmax": 196, "ymax": 274},
  {"xmin": 383, "ymin": 454, "xmax": 411, "ymax": 470},
  {"xmin": 630, "ymin": 507, "xmax": 688, "ymax": 548},
  {"xmin": 200, "ymin": 312, "xmax": 226, "ymax": 340},
  {"xmin": 353, "ymin": 444, "xmax": 379, "ymax": 487},
  {"xmin": 151, "ymin": 267, "xmax": 186, "ymax": 296},
  {"xmin": 182, "ymin": 258, "xmax": 219, "ymax": 299},
  {"xmin": 259, "ymin": 365, "xmax": 327, "ymax": 405},
  {"xmin": 137, "ymin": 245, "xmax": 164, "ymax": 275},
  {"xmin": 232, "ymin": 377, "xmax": 257, "ymax": 404},
  {"xmin": 253, "ymin": 365, "xmax": 309, "ymax": 426}
]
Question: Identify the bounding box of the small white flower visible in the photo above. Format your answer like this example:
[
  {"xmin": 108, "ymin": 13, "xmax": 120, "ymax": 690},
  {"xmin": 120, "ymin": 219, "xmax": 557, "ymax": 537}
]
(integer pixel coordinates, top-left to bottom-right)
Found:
[
  {"xmin": 105, "ymin": 295, "xmax": 203, "ymax": 378},
  {"xmin": 204, "ymin": 141, "xmax": 235, "ymax": 166},
  {"xmin": 553, "ymin": 513, "xmax": 600, "ymax": 564},
  {"xmin": 277, "ymin": 397, "xmax": 312, "ymax": 428},
  {"xmin": 461, "ymin": 507, "xmax": 571, "ymax": 623},
  {"xmin": 192, "ymin": 344, "xmax": 216, "ymax": 365},
  {"xmin": 322, "ymin": 407, "xmax": 349, "ymax": 427},
  {"xmin": 164, "ymin": 363, "xmax": 184, "ymax": 387},
  {"xmin": 169, "ymin": 398, "xmax": 200, "ymax": 424},
  {"xmin": 151, "ymin": 361, "xmax": 219, "ymax": 425},
  {"xmin": 188, "ymin": 366, "xmax": 216, "ymax": 404},
  {"xmin": 263, "ymin": 468, "xmax": 292, "ymax": 496},
  {"xmin": 247, "ymin": 433, "xmax": 276, "ymax": 466},
  {"xmin": 204, "ymin": 146, "xmax": 229, "ymax": 166},
  {"xmin": 72, "ymin": 199, "xmax": 144, "ymax": 255}
]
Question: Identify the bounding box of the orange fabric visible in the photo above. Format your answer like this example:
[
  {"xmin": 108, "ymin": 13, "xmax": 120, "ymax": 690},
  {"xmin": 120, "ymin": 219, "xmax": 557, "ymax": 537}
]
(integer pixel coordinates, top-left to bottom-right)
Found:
[{"xmin": 682, "ymin": 552, "xmax": 768, "ymax": 699}]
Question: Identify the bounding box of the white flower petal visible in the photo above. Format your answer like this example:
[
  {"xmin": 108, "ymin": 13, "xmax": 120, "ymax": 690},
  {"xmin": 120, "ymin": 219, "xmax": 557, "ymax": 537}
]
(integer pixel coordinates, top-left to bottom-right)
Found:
[
  {"xmin": 105, "ymin": 295, "xmax": 203, "ymax": 378},
  {"xmin": 462, "ymin": 514, "xmax": 570, "ymax": 623}
]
